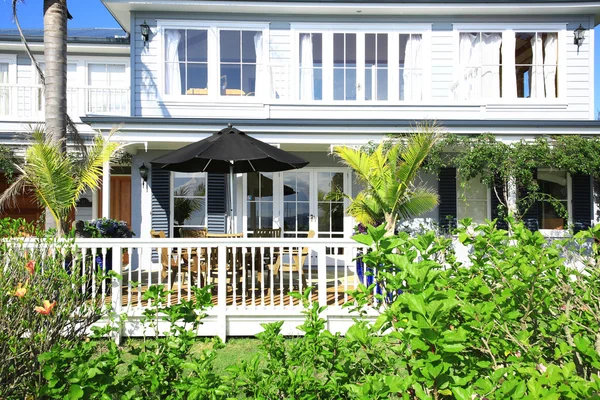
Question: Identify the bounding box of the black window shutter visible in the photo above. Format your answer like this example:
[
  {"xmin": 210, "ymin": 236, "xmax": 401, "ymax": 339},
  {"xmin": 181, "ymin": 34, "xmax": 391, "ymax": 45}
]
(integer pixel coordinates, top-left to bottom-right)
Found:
[
  {"xmin": 571, "ymin": 174, "xmax": 592, "ymax": 233},
  {"xmin": 438, "ymin": 168, "xmax": 457, "ymax": 232},
  {"xmin": 207, "ymin": 173, "xmax": 227, "ymax": 233},
  {"xmin": 491, "ymin": 175, "xmax": 508, "ymax": 230},
  {"xmin": 519, "ymin": 169, "xmax": 539, "ymax": 232},
  {"xmin": 151, "ymin": 168, "xmax": 171, "ymax": 236}
]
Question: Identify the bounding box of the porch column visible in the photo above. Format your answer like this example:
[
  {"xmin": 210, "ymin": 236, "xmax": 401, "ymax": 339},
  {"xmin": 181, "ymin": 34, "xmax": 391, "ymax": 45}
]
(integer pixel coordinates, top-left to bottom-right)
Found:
[{"xmin": 102, "ymin": 161, "xmax": 110, "ymax": 218}]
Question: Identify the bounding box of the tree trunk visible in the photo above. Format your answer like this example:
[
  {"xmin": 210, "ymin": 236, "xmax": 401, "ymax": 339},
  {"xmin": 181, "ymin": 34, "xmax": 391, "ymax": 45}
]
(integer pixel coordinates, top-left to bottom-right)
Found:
[
  {"xmin": 384, "ymin": 213, "xmax": 396, "ymax": 237},
  {"xmin": 43, "ymin": 0, "xmax": 68, "ymax": 151}
]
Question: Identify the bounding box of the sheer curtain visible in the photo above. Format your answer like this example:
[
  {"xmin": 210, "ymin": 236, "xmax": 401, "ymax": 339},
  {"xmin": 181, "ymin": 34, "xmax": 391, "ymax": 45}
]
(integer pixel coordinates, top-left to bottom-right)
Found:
[
  {"xmin": 253, "ymin": 32, "xmax": 267, "ymax": 98},
  {"xmin": 164, "ymin": 29, "xmax": 182, "ymax": 95},
  {"xmin": 530, "ymin": 34, "xmax": 545, "ymax": 99},
  {"xmin": 0, "ymin": 63, "xmax": 8, "ymax": 115},
  {"xmin": 299, "ymin": 34, "xmax": 314, "ymax": 100},
  {"xmin": 481, "ymin": 33, "xmax": 502, "ymax": 98},
  {"xmin": 458, "ymin": 33, "xmax": 475, "ymax": 100},
  {"xmin": 403, "ymin": 34, "xmax": 422, "ymax": 101},
  {"xmin": 502, "ymin": 30, "xmax": 517, "ymax": 99},
  {"xmin": 544, "ymin": 33, "xmax": 558, "ymax": 99}
]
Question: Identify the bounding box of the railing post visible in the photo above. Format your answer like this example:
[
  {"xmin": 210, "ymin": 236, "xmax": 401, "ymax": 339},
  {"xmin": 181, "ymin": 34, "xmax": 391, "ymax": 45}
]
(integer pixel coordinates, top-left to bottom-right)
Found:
[
  {"xmin": 317, "ymin": 244, "xmax": 327, "ymax": 307},
  {"xmin": 217, "ymin": 244, "xmax": 227, "ymax": 342},
  {"xmin": 111, "ymin": 244, "xmax": 123, "ymax": 344}
]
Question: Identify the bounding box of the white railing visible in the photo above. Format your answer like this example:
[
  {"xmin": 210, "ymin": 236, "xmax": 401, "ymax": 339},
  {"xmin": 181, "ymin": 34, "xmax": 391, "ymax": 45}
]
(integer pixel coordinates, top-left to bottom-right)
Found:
[
  {"xmin": 0, "ymin": 84, "xmax": 130, "ymax": 119},
  {"xmin": 16, "ymin": 237, "xmax": 375, "ymax": 340}
]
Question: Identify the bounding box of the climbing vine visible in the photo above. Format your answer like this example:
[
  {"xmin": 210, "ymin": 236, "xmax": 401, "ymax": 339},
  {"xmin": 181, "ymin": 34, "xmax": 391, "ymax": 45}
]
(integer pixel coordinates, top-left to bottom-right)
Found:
[{"xmin": 419, "ymin": 133, "xmax": 600, "ymax": 222}]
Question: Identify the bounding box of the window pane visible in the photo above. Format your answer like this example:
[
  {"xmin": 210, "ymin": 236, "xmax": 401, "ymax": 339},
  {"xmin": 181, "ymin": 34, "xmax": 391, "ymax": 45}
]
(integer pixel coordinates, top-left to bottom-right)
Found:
[
  {"xmin": 242, "ymin": 64, "xmax": 256, "ymax": 95},
  {"xmin": 346, "ymin": 34, "xmax": 356, "ymax": 64},
  {"xmin": 220, "ymin": 30, "xmax": 241, "ymax": 63},
  {"xmin": 333, "ymin": 33, "xmax": 344, "ymax": 65},
  {"xmin": 346, "ymin": 68, "xmax": 356, "ymax": 100},
  {"xmin": 457, "ymin": 175, "xmax": 488, "ymax": 224},
  {"xmin": 538, "ymin": 170, "xmax": 567, "ymax": 229},
  {"xmin": 298, "ymin": 202, "xmax": 310, "ymax": 232},
  {"xmin": 187, "ymin": 64, "xmax": 208, "ymax": 93},
  {"xmin": 260, "ymin": 202, "xmax": 273, "ymax": 228},
  {"xmin": 221, "ymin": 64, "xmax": 241, "ymax": 94},
  {"xmin": 173, "ymin": 172, "xmax": 206, "ymax": 195},
  {"xmin": 242, "ymin": 31, "xmax": 259, "ymax": 63},
  {"xmin": 187, "ymin": 30, "xmax": 208, "ymax": 63},
  {"xmin": 333, "ymin": 68, "xmax": 344, "ymax": 100},
  {"xmin": 318, "ymin": 203, "xmax": 331, "ymax": 232}
]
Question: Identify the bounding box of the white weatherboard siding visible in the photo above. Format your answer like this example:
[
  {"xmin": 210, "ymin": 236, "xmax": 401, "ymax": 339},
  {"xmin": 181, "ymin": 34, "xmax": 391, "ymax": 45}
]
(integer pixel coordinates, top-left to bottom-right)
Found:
[{"xmin": 132, "ymin": 13, "xmax": 594, "ymax": 121}]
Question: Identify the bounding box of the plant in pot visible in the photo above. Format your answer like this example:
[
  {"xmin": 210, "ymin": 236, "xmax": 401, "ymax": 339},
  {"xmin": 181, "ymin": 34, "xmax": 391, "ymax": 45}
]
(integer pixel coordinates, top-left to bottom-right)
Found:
[{"xmin": 81, "ymin": 218, "xmax": 135, "ymax": 272}]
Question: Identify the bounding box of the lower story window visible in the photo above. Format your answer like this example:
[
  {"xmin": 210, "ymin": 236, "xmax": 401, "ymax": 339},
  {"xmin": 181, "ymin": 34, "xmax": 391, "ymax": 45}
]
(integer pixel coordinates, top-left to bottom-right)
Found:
[
  {"xmin": 247, "ymin": 172, "xmax": 274, "ymax": 236},
  {"xmin": 172, "ymin": 172, "xmax": 207, "ymax": 237},
  {"xmin": 537, "ymin": 170, "xmax": 568, "ymax": 230},
  {"xmin": 457, "ymin": 174, "xmax": 488, "ymax": 224}
]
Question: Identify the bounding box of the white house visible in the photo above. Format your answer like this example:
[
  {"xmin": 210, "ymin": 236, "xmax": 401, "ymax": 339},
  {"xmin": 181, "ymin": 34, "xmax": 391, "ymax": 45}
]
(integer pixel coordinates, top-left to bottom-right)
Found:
[{"xmin": 3, "ymin": 0, "xmax": 600, "ymax": 338}]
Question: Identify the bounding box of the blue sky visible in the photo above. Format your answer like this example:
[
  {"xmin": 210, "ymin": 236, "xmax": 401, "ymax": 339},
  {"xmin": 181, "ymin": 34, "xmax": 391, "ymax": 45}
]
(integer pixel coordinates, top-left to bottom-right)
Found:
[{"xmin": 1, "ymin": 0, "xmax": 599, "ymax": 115}]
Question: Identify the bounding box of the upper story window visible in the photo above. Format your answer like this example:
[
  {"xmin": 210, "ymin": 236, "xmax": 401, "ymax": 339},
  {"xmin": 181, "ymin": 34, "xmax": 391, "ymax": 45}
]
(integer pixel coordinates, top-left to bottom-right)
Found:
[
  {"xmin": 295, "ymin": 25, "xmax": 429, "ymax": 102},
  {"xmin": 160, "ymin": 22, "xmax": 268, "ymax": 100},
  {"xmin": 0, "ymin": 63, "xmax": 9, "ymax": 116},
  {"xmin": 164, "ymin": 29, "xmax": 208, "ymax": 96},
  {"xmin": 455, "ymin": 29, "xmax": 560, "ymax": 101}
]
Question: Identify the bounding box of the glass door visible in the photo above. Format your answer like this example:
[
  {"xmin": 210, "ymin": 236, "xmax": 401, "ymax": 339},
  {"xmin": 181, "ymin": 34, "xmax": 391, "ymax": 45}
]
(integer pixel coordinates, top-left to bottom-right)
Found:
[
  {"xmin": 316, "ymin": 171, "xmax": 345, "ymax": 238},
  {"xmin": 282, "ymin": 171, "xmax": 311, "ymax": 238}
]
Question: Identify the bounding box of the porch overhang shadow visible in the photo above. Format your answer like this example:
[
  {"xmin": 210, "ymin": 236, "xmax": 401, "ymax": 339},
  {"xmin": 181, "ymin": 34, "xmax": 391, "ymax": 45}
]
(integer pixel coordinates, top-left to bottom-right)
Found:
[{"xmin": 151, "ymin": 123, "xmax": 309, "ymax": 232}]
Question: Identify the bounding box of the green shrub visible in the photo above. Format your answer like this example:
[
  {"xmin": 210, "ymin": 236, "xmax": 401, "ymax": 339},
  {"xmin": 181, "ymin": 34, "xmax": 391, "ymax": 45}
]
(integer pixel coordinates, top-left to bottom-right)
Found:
[
  {"xmin": 32, "ymin": 221, "xmax": 600, "ymax": 399},
  {"xmin": 0, "ymin": 220, "xmax": 106, "ymax": 398}
]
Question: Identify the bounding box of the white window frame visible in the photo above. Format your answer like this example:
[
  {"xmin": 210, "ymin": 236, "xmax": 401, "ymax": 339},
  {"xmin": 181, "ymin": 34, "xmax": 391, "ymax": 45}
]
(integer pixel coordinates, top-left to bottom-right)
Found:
[
  {"xmin": 452, "ymin": 23, "xmax": 567, "ymax": 105},
  {"xmin": 170, "ymin": 171, "xmax": 209, "ymax": 237},
  {"xmin": 456, "ymin": 173, "xmax": 491, "ymax": 224},
  {"xmin": 290, "ymin": 22, "xmax": 432, "ymax": 104},
  {"xmin": 157, "ymin": 20, "xmax": 270, "ymax": 103}
]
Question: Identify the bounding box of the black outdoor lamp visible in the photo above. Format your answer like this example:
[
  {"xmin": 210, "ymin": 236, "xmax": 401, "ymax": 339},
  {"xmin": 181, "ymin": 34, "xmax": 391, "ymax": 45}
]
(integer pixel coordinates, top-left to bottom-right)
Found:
[
  {"xmin": 140, "ymin": 20, "xmax": 151, "ymax": 46},
  {"xmin": 139, "ymin": 163, "xmax": 149, "ymax": 182},
  {"xmin": 574, "ymin": 24, "xmax": 586, "ymax": 48}
]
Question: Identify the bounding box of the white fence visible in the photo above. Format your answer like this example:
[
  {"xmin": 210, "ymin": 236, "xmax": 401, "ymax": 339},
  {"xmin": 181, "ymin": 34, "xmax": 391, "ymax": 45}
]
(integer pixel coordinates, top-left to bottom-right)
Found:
[
  {"xmin": 20, "ymin": 237, "xmax": 376, "ymax": 340},
  {"xmin": 0, "ymin": 84, "xmax": 130, "ymax": 119}
]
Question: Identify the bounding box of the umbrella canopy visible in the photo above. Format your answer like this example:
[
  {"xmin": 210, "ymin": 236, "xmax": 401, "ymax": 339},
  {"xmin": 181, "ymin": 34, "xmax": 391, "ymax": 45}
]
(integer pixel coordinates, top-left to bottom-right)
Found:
[
  {"xmin": 151, "ymin": 123, "xmax": 309, "ymax": 173},
  {"xmin": 151, "ymin": 124, "xmax": 309, "ymax": 233}
]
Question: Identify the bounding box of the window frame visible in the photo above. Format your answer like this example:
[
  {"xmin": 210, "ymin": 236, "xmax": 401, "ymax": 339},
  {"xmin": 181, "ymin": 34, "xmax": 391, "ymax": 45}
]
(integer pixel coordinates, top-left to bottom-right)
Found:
[
  {"xmin": 452, "ymin": 23, "xmax": 567, "ymax": 105},
  {"xmin": 157, "ymin": 20, "xmax": 270, "ymax": 103},
  {"xmin": 170, "ymin": 171, "xmax": 209, "ymax": 237},
  {"xmin": 0, "ymin": 55, "xmax": 17, "ymax": 85},
  {"xmin": 290, "ymin": 22, "xmax": 431, "ymax": 104}
]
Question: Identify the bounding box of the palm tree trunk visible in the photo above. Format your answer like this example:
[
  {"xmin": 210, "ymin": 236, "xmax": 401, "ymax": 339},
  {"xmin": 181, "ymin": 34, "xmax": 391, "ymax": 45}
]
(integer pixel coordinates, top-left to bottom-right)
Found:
[{"xmin": 43, "ymin": 0, "xmax": 68, "ymax": 151}]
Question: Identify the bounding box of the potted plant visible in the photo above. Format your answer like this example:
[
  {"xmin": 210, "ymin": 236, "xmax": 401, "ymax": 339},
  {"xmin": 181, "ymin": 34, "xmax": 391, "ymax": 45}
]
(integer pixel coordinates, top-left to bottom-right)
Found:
[{"xmin": 81, "ymin": 218, "xmax": 135, "ymax": 272}]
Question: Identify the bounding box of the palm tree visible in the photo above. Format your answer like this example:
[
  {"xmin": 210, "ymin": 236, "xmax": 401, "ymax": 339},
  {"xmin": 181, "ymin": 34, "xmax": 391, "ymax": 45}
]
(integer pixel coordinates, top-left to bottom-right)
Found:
[
  {"xmin": 0, "ymin": 128, "xmax": 119, "ymax": 236},
  {"xmin": 334, "ymin": 123, "xmax": 442, "ymax": 236}
]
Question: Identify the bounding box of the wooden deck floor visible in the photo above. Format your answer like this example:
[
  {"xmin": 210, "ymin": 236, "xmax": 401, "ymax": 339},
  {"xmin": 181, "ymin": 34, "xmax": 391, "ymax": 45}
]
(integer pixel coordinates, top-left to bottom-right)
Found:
[{"xmin": 101, "ymin": 282, "xmax": 357, "ymax": 308}]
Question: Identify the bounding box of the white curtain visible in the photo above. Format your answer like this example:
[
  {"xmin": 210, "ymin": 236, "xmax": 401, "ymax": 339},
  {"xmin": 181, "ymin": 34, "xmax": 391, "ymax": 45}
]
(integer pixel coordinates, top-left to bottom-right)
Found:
[
  {"xmin": 403, "ymin": 34, "xmax": 422, "ymax": 101},
  {"xmin": 164, "ymin": 29, "xmax": 182, "ymax": 95},
  {"xmin": 544, "ymin": 33, "xmax": 558, "ymax": 99},
  {"xmin": 458, "ymin": 33, "xmax": 476, "ymax": 100},
  {"xmin": 501, "ymin": 30, "xmax": 517, "ymax": 99},
  {"xmin": 0, "ymin": 63, "xmax": 8, "ymax": 115},
  {"xmin": 253, "ymin": 32, "xmax": 268, "ymax": 99},
  {"xmin": 299, "ymin": 34, "xmax": 314, "ymax": 100},
  {"xmin": 530, "ymin": 33, "xmax": 545, "ymax": 99},
  {"xmin": 481, "ymin": 33, "xmax": 502, "ymax": 98}
]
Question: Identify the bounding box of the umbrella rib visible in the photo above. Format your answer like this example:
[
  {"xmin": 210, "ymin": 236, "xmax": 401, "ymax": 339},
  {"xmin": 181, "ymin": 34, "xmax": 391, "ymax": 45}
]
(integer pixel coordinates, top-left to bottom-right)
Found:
[
  {"xmin": 248, "ymin": 160, "xmax": 256, "ymax": 172},
  {"xmin": 202, "ymin": 159, "xmax": 212, "ymax": 172}
]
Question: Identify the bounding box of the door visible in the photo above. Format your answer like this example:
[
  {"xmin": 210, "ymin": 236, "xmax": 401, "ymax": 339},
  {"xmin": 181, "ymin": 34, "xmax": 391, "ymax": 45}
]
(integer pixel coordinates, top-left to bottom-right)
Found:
[
  {"xmin": 281, "ymin": 169, "xmax": 350, "ymax": 238},
  {"xmin": 98, "ymin": 176, "xmax": 132, "ymax": 226}
]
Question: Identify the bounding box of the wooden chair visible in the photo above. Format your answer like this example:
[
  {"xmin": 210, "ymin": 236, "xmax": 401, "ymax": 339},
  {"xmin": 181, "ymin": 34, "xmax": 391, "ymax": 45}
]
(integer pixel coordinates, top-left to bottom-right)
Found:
[
  {"xmin": 150, "ymin": 230, "xmax": 201, "ymax": 288},
  {"xmin": 253, "ymin": 228, "xmax": 281, "ymax": 238},
  {"xmin": 180, "ymin": 228, "xmax": 208, "ymax": 238},
  {"xmin": 261, "ymin": 230, "xmax": 315, "ymax": 294},
  {"xmin": 202, "ymin": 233, "xmax": 244, "ymax": 289}
]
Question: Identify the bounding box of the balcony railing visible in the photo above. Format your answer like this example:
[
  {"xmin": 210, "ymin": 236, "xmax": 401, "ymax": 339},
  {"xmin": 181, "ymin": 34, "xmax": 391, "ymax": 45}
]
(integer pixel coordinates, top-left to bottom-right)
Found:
[{"xmin": 0, "ymin": 84, "xmax": 130, "ymax": 120}]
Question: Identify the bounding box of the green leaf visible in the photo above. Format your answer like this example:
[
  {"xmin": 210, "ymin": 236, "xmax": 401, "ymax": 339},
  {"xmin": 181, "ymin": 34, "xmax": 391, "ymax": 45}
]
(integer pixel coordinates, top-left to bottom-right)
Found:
[
  {"xmin": 452, "ymin": 386, "xmax": 473, "ymax": 400},
  {"xmin": 68, "ymin": 384, "xmax": 84, "ymax": 400}
]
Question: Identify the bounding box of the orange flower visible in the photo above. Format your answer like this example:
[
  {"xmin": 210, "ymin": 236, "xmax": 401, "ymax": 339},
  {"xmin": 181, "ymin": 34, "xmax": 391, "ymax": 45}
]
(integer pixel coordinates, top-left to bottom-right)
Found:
[
  {"xmin": 25, "ymin": 260, "xmax": 35, "ymax": 275},
  {"xmin": 14, "ymin": 281, "xmax": 28, "ymax": 298},
  {"xmin": 34, "ymin": 300, "xmax": 56, "ymax": 315}
]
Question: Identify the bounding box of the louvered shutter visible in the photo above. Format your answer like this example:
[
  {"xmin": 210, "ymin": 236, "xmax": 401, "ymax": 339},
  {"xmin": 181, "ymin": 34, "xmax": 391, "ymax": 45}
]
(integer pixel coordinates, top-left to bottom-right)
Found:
[
  {"xmin": 519, "ymin": 169, "xmax": 539, "ymax": 232},
  {"xmin": 151, "ymin": 168, "xmax": 171, "ymax": 236},
  {"xmin": 571, "ymin": 174, "xmax": 592, "ymax": 233},
  {"xmin": 207, "ymin": 173, "xmax": 227, "ymax": 233},
  {"xmin": 438, "ymin": 168, "xmax": 457, "ymax": 232}
]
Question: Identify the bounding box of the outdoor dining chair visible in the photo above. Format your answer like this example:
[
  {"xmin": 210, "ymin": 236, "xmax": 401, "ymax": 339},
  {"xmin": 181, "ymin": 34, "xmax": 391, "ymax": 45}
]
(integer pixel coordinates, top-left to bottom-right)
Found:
[
  {"xmin": 150, "ymin": 230, "xmax": 201, "ymax": 289},
  {"xmin": 260, "ymin": 230, "xmax": 315, "ymax": 295}
]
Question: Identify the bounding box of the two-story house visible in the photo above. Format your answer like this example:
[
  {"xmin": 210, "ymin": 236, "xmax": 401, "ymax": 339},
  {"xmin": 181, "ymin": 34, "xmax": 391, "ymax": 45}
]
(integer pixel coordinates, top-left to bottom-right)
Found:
[
  {"xmin": 0, "ymin": 28, "xmax": 131, "ymax": 223},
  {"xmin": 79, "ymin": 0, "xmax": 600, "ymax": 243}
]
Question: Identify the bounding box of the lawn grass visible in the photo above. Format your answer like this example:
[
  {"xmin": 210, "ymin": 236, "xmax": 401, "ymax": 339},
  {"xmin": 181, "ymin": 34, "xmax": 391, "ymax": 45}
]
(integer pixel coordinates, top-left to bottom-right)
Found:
[{"xmin": 191, "ymin": 338, "xmax": 261, "ymax": 374}]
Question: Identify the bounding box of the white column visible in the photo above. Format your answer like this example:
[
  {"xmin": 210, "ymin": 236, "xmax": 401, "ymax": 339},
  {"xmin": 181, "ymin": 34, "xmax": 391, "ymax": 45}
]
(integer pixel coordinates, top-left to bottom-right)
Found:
[{"xmin": 102, "ymin": 161, "xmax": 110, "ymax": 218}]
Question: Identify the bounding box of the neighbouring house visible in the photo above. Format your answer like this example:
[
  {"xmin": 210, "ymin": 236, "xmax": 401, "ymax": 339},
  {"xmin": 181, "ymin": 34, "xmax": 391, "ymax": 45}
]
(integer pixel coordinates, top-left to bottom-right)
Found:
[{"xmin": 0, "ymin": 28, "xmax": 132, "ymax": 225}]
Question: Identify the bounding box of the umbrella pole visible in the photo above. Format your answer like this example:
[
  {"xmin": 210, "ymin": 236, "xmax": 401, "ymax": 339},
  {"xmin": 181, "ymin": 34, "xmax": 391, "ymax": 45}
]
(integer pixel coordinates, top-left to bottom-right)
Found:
[{"xmin": 229, "ymin": 164, "xmax": 234, "ymax": 234}]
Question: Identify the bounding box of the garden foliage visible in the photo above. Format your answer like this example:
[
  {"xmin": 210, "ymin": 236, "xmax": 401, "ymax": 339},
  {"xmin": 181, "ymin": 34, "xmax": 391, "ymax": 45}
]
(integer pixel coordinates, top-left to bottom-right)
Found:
[
  {"xmin": 0, "ymin": 218, "xmax": 106, "ymax": 398},
  {"xmin": 20, "ymin": 220, "xmax": 600, "ymax": 399}
]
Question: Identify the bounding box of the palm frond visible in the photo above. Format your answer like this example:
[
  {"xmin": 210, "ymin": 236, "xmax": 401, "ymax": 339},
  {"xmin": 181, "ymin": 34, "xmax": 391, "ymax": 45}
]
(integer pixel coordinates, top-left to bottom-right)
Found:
[
  {"xmin": 74, "ymin": 128, "xmax": 119, "ymax": 200},
  {"xmin": 396, "ymin": 186, "xmax": 439, "ymax": 220},
  {"xmin": 0, "ymin": 173, "xmax": 27, "ymax": 212}
]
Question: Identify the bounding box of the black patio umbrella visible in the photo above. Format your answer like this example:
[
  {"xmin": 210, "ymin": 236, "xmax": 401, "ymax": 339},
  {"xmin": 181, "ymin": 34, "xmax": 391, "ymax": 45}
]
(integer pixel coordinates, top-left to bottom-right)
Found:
[{"xmin": 151, "ymin": 123, "xmax": 309, "ymax": 232}]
